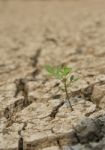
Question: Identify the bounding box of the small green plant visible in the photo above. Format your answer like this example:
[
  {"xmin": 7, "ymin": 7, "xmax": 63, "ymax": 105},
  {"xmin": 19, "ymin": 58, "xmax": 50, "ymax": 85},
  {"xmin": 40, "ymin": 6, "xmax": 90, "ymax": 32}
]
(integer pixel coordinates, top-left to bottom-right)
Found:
[{"xmin": 45, "ymin": 65, "xmax": 78, "ymax": 111}]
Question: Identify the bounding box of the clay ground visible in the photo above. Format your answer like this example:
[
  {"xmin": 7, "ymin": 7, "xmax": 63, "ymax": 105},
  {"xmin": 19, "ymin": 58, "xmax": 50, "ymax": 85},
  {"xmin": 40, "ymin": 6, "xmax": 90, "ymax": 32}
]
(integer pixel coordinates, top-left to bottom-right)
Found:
[{"xmin": 0, "ymin": 0, "xmax": 105, "ymax": 150}]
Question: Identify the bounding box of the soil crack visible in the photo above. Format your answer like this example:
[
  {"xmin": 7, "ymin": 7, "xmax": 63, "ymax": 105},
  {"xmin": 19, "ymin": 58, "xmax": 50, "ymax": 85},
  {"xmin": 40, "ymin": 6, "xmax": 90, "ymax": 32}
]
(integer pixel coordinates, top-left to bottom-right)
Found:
[
  {"xmin": 30, "ymin": 48, "xmax": 42, "ymax": 67},
  {"xmin": 18, "ymin": 122, "xmax": 27, "ymax": 150},
  {"xmin": 41, "ymin": 101, "xmax": 64, "ymax": 119}
]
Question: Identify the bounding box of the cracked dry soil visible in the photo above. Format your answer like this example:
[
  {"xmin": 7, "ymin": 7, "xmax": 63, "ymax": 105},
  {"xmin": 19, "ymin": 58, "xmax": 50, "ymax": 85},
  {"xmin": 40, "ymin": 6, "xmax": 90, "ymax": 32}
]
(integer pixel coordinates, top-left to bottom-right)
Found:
[{"xmin": 1, "ymin": 0, "xmax": 105, "ymax": 150}]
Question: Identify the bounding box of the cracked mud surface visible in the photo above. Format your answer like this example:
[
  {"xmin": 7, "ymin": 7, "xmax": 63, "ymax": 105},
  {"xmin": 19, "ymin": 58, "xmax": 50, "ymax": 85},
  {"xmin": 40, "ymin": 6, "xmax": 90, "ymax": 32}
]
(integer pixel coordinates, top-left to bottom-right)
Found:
[{"xmin": 0, "ymin": 0, "xmax": 105, "ymax": 150}]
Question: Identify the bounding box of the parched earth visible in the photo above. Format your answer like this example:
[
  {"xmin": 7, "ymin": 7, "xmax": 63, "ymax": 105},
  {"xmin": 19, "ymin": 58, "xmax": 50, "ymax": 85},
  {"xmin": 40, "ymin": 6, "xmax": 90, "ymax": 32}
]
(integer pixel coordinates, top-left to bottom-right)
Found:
[{"xmin": 0, "ymin": 0, "xmax": 105, "ymax": 150}]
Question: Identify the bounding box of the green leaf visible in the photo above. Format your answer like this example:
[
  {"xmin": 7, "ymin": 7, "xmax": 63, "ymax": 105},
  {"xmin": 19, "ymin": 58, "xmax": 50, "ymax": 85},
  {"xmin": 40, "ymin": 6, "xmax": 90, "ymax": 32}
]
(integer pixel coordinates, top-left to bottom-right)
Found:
[
  {"xmin": 45, "ymin": 65, "xmax": 73, "ymax": 80},
  {"xmin": 70, "ymin": 75, "xmax": 79, "ymax": 82},
  {"xmin": 45, "ymin": 65, "xmax": 55, "ymax": 75},
  {"xmin": 70, "ymin": 75, "xmax": 74, "ymax": 81},
  {"xmin": 52, "ymin": 66, "xmax": 62, "ymax": 79},
  {"xmin": 56, "ymin": 66, "xmax": 62, "ymax": 74},
  {"xmin": 63, "ymin": 67, "xmax": 72, "ymax": 76}
]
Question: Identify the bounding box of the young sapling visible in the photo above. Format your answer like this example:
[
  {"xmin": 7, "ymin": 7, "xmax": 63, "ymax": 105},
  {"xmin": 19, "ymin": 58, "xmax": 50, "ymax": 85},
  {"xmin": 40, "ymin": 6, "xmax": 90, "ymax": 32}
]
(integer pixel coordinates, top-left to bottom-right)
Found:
[{"xmin": 45, "ymin": 65, "xmax": 78, "ymax": 111}]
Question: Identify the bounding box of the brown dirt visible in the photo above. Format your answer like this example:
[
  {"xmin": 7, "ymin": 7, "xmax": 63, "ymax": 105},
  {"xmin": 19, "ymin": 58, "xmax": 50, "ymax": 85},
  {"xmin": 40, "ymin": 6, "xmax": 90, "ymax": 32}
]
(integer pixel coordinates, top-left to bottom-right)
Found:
[{"xmin": 0, "ymin": 0, "xmax": 105, "ymax": 150}]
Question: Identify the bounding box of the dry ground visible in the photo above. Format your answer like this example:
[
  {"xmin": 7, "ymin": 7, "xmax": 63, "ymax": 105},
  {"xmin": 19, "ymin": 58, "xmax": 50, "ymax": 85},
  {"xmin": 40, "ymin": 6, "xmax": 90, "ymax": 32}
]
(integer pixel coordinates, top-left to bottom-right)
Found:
[{"xmin": 0, "ymin": 0, "xmax": 105, "ymax": 150}]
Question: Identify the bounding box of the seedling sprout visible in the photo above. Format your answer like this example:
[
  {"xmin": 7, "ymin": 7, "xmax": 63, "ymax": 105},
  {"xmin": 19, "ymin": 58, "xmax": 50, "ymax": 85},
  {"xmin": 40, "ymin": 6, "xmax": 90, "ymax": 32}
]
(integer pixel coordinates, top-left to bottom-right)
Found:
[{"xmin": 45, "ymin": 65, "xmax": 78, "ymax": 111}]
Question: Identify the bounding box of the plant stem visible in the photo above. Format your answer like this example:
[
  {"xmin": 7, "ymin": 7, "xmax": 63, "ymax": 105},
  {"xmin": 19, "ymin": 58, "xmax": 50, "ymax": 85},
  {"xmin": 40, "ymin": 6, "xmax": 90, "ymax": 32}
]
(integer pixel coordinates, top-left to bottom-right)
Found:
[{"xmin": 64, "ymin": 78, "xmax": 73, "ymax": 111}]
